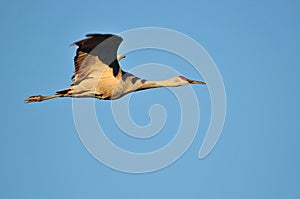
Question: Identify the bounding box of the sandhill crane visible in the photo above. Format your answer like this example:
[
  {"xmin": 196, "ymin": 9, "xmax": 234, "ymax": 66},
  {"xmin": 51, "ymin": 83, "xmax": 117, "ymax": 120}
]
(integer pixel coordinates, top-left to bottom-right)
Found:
[{"xmin": 25, "ymin": 34, "xmax": 205, "ymax": 103}]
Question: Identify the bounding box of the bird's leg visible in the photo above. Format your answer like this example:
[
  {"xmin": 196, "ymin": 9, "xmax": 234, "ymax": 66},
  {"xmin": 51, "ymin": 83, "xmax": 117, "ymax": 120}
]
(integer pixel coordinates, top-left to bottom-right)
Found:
[
  {"xmin": 117, "ymin": 54, "xmax": 126, "ymax": 61},
  {"xmin": 25, "ymin": 93, "xmax": 62, "ymax": 103}
]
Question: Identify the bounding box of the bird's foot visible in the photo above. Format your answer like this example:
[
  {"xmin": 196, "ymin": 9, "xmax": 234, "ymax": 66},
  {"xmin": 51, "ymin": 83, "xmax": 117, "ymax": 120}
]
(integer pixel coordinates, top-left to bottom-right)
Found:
[{"xmin": 25, "ymin": 95, "xmax": 43, "ymax": 103}]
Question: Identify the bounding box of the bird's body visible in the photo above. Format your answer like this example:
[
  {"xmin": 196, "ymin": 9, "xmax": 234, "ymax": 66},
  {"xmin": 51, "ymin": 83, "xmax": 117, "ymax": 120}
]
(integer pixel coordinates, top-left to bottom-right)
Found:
[{"xmin": 25, "ymin": 34, "xmax": 205, "ymax": 103}]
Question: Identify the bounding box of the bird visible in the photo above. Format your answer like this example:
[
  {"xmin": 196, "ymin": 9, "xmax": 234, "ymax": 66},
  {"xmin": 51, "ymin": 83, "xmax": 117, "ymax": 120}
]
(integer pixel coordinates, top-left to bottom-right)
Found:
[{"xmin": 25, "ymin": 33, "xmax": 205, "ymax": 103}]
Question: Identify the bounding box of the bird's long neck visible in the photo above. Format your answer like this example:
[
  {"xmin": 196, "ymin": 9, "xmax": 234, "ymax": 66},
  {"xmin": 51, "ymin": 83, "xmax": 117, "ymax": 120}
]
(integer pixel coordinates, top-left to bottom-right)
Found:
[
  {"xmin": 115, "ymin": 76, "xmax": 182, "ymax": 98},
  {"xmin": 112, "ymin": 74, "xmax": 204, "ymax": 99}
]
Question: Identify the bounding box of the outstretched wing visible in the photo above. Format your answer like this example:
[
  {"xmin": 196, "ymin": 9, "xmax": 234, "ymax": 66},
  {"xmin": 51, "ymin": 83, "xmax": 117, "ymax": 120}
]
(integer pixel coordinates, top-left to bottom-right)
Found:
[{"xmin": 71, "ymin": 34, "xmax": 123, "ymax": 84}]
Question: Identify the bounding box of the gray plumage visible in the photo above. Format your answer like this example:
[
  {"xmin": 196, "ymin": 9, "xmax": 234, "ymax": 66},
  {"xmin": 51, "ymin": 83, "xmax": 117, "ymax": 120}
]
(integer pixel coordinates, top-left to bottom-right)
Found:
[{"xmin": 25, "ymin": 34, "xmax": 205, "ymax": 103}]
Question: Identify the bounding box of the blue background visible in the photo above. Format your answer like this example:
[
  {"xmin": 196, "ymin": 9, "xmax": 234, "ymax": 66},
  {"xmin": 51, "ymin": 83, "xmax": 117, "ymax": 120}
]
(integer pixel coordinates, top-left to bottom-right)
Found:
[{"xmin": 1, "ymin": 0, "xmax": 300, "ymax": 198}]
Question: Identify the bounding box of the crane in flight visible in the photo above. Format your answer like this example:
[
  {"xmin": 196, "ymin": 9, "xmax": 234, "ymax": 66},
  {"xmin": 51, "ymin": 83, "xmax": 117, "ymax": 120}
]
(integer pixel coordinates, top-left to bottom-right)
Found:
[{"xmin": 25, "ymin": 34, "xmax": 205, "ymax": 103}]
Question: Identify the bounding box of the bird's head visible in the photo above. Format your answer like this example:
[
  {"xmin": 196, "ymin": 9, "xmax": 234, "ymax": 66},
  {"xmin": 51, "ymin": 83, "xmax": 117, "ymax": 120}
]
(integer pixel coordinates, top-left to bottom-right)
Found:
[{"xmin": 161, "ymin": 76, "xmax": 205, "ymax": 87}]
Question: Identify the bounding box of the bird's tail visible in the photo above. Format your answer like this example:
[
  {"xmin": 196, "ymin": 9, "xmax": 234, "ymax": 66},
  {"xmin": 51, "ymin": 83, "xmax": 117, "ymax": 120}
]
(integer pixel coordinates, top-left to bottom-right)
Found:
[{"xmin": 25, "ymin": 94, "xmax": 61, "ymax": 103}]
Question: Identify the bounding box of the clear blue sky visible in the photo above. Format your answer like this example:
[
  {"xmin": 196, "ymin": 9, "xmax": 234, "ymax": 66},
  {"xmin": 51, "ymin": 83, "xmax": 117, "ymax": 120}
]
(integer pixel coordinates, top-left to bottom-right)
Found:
[{"xmin": 1, "ymin": 0, "xmax": 300, "ymax": 198}]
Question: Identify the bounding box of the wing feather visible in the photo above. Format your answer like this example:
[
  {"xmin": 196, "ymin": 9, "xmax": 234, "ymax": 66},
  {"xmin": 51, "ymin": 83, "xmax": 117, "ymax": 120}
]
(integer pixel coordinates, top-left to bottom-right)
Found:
[{"xmin": 71, "ymin": 34, "xmax": 123, "ymax": 84}]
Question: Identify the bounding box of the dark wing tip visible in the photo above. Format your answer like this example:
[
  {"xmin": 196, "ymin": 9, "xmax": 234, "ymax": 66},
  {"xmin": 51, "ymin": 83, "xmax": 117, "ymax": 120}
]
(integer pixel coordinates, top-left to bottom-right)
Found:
[
  {"xmin": 85, "ymin": 33, "xmax": 123, "ymax": 42},
  {"xmin": 86, "ymin": 33, "xmax": 113, "ymax": 37},
  {"xmin": 70, "ymin": 33, "xmax": 123, "ymax": 47},
  {"xmin": 88, "ymin": 33, "xmax": 123, "ymax": 42}
]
